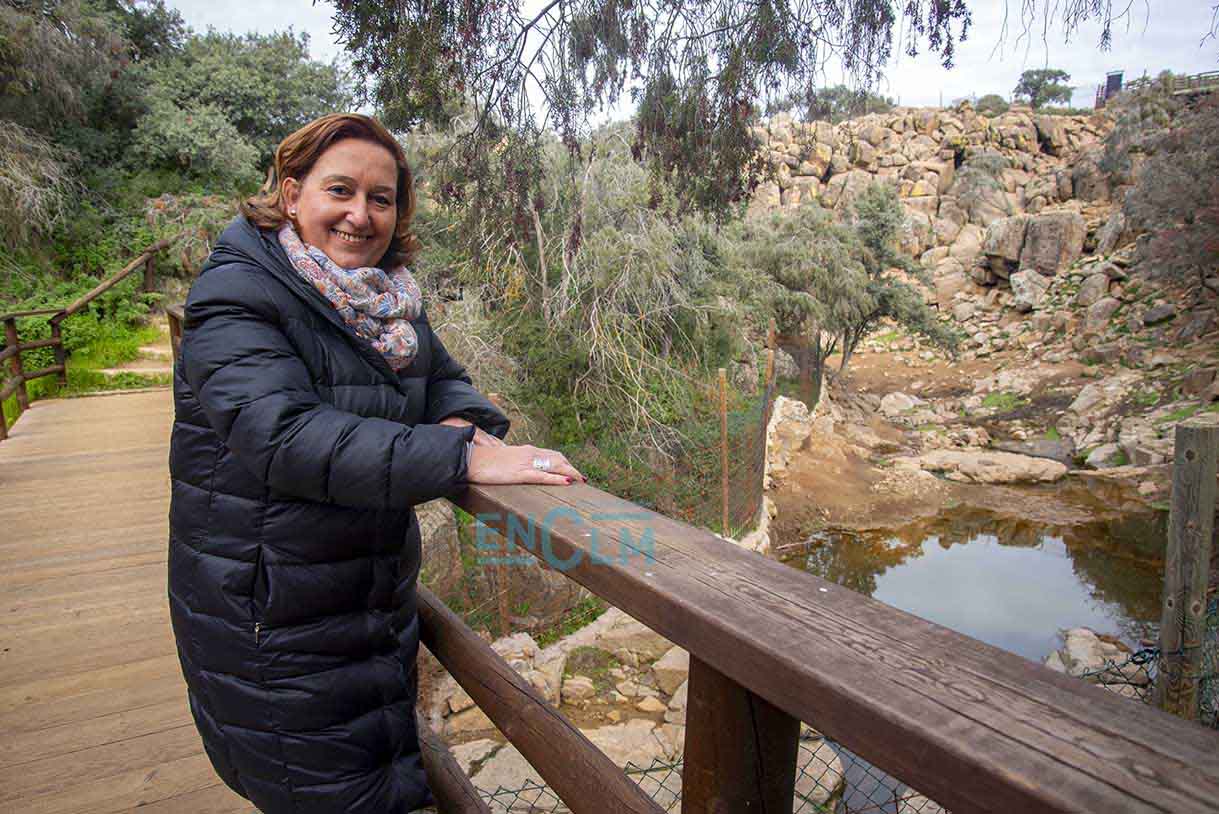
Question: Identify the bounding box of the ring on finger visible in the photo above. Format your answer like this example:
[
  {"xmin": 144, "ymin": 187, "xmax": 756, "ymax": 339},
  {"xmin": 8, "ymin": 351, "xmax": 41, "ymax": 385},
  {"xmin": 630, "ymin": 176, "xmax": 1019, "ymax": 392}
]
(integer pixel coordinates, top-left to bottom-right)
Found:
[{"xmin": 532, "ymin": 456, "xmax": 553, "ymax": 472}]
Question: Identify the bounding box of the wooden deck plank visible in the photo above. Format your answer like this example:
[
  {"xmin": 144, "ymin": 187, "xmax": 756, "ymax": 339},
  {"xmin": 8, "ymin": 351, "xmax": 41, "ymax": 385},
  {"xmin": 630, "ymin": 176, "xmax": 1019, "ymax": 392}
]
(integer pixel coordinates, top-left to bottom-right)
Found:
[
  {"xmin": 113, "ymin": 782, "xmax": 257, "ymax": 814},
  {"xmin": 0, "ymin": 698, "xmax": 188, "ymax": 768},
  {"xmin": 0, "ymin": 391, "xmax": 244, "ymax": 814}
]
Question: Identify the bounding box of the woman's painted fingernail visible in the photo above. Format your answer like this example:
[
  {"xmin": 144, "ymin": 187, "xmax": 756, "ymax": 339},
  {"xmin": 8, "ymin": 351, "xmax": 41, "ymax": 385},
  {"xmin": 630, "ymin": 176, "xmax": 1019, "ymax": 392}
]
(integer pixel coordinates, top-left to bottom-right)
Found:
[{"xmin": 565, "ymin": 477, "xmax": 574, "ymax": 484}]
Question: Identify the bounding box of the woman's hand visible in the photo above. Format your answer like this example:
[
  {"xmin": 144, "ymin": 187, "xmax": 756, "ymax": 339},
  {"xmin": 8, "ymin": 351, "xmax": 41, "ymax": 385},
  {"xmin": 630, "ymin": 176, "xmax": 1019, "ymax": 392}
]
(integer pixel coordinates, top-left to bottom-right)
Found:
[
  {"xmin": 466, "ymin": 444, "xmax": 586, "ymax": 486},
  {"xmin": 439, "ymin": 416, "xmax": 506, "ymax": 447}
]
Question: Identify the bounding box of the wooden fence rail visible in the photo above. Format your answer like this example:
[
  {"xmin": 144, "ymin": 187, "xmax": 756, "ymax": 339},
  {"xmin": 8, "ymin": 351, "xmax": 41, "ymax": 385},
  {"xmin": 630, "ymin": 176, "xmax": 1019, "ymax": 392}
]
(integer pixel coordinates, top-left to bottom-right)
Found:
[
  {"xmin": 0, "ymin": 239, "xmax": 174, "ymax": 441},
  {"xmin": 431, "ymin": 481, "xmax": 1219, "ymax": 813}
]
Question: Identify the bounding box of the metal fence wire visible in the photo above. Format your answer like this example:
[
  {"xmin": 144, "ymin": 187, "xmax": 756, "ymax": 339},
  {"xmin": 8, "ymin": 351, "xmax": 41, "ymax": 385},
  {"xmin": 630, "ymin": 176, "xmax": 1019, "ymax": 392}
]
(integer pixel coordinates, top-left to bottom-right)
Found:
[
  {"xmin": 463, "ymin": 633, "xmax": 1219, "ymax": 814},
  {"xmin": 547, "ymin": 355, "xmax": 778, "ymax": 541},
  {"xmin": 466, "ymin": 732, "xmax": 951, "ymax": 813}
]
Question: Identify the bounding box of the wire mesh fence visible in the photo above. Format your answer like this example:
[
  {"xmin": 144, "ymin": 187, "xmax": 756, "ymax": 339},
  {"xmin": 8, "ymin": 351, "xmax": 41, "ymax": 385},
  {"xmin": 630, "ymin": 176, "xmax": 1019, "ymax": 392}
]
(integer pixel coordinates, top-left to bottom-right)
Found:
[
  {"xmin": 567, "ymin": 358, "xmax": 778, "ymax": 540},
  {"xmin": 464, "ymin": 732, "xmax": 953, "ymax": 813}
]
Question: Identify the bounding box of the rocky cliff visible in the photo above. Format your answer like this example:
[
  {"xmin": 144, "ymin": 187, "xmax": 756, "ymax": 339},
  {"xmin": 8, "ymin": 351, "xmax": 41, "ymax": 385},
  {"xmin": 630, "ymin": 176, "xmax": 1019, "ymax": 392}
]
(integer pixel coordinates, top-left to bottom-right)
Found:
[{"xmin": 749, "ymin": 100, "xmax": 1218, "ymax": 481}]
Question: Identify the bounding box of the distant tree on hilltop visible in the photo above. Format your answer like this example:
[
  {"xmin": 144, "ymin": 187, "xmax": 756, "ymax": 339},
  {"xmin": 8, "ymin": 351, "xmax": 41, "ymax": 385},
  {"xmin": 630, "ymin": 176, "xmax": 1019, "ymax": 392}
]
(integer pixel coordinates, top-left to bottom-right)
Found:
[
  {"xmin": 769, "ymin": 85, "xmax": 895, "ymax": 123},
  {"xmin": 975, "ymin": 94, "xmax": 1009, "ymax": 115},
  {"xmin": 1013, "ymin": 69, "xmax": 1073, "ymax": 109}
]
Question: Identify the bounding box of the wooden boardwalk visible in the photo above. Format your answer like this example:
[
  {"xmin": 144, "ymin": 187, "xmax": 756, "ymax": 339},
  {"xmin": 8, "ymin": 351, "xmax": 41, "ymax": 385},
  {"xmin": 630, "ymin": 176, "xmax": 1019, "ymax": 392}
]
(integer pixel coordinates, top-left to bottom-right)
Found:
[{"xmin": 0, "ymin": 390, "xmax": 254, "ymax": 814}]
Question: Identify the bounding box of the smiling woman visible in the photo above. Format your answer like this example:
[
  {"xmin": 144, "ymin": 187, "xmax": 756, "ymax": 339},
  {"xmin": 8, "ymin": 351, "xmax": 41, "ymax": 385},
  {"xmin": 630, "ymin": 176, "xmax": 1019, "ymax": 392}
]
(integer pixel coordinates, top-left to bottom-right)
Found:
[
  {"xmin": 283, "ymin": 139, "xmax": 399, "ymax": 269},
  {"xmin": 167, "ymin": 112, "xmax": 584, "ymax": 814}
]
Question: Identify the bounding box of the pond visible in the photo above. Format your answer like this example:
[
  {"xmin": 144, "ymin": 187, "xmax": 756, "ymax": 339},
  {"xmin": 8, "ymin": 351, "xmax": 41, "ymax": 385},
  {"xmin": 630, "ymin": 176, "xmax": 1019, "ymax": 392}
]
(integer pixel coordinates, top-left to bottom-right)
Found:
[
  {"xmin": 777, "ymin": 495, "xmax": 1168, "ymax": 812},
  {"xmin": 776, "ymin": 500, "xmax": 1166, "ymax": 663}
]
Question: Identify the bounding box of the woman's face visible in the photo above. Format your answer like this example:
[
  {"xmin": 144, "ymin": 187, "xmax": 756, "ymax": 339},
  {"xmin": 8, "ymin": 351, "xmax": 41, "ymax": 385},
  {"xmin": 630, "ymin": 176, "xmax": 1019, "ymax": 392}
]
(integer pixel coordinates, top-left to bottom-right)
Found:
[{"xmin": 282, "ymin": 138, "xmax": 399, "ymax": 269}]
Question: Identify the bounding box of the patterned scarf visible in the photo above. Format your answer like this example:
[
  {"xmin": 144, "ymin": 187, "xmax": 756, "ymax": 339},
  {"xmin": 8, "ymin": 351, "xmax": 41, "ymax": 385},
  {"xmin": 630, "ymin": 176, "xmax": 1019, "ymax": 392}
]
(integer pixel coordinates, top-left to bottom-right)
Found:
[{"xmin": 277, "ymin": 224, "xmax": 423, "ymax": 371}]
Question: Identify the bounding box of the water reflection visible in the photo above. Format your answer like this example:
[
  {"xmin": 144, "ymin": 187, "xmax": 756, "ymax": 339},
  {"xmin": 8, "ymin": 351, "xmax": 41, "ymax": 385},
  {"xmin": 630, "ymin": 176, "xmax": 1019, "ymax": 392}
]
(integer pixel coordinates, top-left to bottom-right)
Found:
[{"xmin": 781, "ymin": 507, "xmax": 1165, "ymax": 661}]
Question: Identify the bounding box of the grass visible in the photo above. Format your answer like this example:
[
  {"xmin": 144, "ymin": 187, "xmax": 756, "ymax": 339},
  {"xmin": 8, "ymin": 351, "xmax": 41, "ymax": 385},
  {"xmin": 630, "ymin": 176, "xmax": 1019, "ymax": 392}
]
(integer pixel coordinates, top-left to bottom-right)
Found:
[
  {"xmin": 2, "ymin": 323, "xmax": 169, "ymax": 429},
  {"xmin": 563, "ymin": 645, "xmax": 620, "ymax": 693},
  {"xmin": 1133, "ymin": 390, "xmax": 1161, "ymax": 408},
  {"xmin": 1044, "ymin": 427, "xmax": 1061, "ymax": 441},
  {"xmin": 981, "ymin": 391, "xmax": 1025, "ymax": 411},
  {"xmin": 536, "ymin": 596, "xmax": 609, "ymax": 648},
  {"xmin": 873, "ymin": 330, "xmax": 901, "ymax": 346},
  {"xmin": 1156, "ymin": 403, "xmax": 1202, "ymax": 425}
]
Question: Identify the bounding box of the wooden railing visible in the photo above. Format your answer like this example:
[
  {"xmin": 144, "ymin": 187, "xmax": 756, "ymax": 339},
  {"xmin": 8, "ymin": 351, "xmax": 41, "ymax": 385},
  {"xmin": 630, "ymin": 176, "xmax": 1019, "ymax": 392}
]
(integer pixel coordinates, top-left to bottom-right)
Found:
[
  {"xmin": 1125, "ymin": 70, "xmax": 1219, "ymax": 97},
  {"xmin": 415, "ymin": 481, "xmax": 1219, "ymax": 813},
  {"xmin": 166, "ymin": 303, "xmax": 184, "ymax": 365},
  {"xmin": 0, "ymin": 238, "xmax": 174, "ymax": 441}
]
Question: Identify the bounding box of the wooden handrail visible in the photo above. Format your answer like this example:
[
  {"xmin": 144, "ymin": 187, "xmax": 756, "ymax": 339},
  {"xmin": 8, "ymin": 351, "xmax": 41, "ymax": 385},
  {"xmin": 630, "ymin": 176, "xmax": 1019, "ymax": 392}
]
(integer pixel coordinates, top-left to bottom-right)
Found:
[
  {"xmin": 51, "ymin": 237, "xmax": 173, "ymax": 324},
  {"xmin": 0, "ymin": 308, "xmax": 61, "ymax": 320},
  {"xmin": 416, "ymin": 713, "xmax": 493, "ymax": 813},
  {"xmin": 166, "ymin": 304, "xmax": 184, "ymax": 366},
  {"xmin": 418, "ymin": 586, "xmax": 666, "ymax": 814},
  {"xmin": 444, "ymin": 483, "xmax": 1219, "ymax": 813},
  {"xmin": 1, "ymin": 237, "xmax": 177, "ymax": 441}
]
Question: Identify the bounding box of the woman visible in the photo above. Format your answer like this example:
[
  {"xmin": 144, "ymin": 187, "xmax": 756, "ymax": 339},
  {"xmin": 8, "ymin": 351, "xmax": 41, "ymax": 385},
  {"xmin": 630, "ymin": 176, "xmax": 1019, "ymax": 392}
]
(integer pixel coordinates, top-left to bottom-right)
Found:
[{"xmin": 168, "ymin": 113, "xmax": 582, "ymax": 814}]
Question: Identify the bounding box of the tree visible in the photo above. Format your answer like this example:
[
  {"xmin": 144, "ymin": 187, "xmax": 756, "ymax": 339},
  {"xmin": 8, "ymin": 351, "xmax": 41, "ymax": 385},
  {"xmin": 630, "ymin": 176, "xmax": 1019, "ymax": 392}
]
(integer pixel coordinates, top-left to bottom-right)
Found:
[
  {"xmin": 728, "ymin": 206, "xmax": 872, "ymax": 407},
  {"xmin": 838, "ymin": 183, "xmax": 957, "ymax": 372},
  {"xmin": 1012, "ymin": 68, "xmax": 1072, "ymax": 109},
  {"xmin": 132, "ymin": 31, "xmax": 353, "ymax": 165},
  {"xmin": 332, "ymin": 0, "xmax": 973, "ymax": 231},
  {"xmin": 0, "ymin": 0, "xmax": 129, "ymax": 130},
  {"xmin": 975, "ymin": 93, "xmax": 1009, "ymax": 115},
  {"xmin": 768, "ymin": 85, "xmax": 895, "ymax": 123},
  {"xmin": 330, "ymin": 0, "xmax": 1136, "ymax": 274}
]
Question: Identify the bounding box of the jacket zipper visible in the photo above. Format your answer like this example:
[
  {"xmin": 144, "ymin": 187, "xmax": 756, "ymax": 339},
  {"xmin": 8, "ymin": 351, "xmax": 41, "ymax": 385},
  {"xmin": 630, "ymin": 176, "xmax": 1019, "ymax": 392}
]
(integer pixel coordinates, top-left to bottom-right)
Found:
[{"xmin": 254, "ymin": 622, "xmax": 263, "ymax": 646}]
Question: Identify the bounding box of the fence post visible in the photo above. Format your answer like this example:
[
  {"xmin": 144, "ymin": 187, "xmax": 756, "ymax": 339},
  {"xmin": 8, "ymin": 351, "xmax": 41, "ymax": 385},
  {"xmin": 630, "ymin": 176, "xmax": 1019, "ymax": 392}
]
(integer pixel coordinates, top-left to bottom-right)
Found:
[
  {"xmin": 719, "ymin": 368, "xmax": 729, "ymax": 537},
  {"xmin": 681, "ymin": 655, "xmax": 799, "ymax": 813},
  {"xmin": 4, "ymin": 317, "xmax": 29, "ymax": 412},
  {"xmin": 143, "ymin": 254, "xmax": 156, "ymax": 293},
  {"xmin": 1155, "ymin": 415, "xmax": 1219, "ymax": 720},
  {"xmin": 50, "ymin": 321, "xmax": 67, "ymax": 386}
]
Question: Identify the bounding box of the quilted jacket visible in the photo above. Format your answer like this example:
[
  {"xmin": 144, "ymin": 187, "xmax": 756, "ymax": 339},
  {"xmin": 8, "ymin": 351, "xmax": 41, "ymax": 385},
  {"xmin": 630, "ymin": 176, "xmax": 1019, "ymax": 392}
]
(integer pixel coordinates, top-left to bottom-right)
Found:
[{"xmin": 168, "ymin": 215, "xmax": 508, "ymax": 813}]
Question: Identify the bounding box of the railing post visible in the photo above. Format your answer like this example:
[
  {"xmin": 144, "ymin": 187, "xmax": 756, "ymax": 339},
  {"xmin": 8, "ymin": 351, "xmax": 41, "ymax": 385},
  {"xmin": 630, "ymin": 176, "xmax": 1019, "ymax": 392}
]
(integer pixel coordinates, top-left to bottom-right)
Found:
[
  {"xmin": 1155, "ymin": 415, "xmax": 1218, "ymax": 719},
  {"xmin": 143, "ymin": 254, "xmax": 156, "ymax": 293},
  {"xmin": 49, "ymin": 320, "xmax": 67, "ymax": 386},
  {"xmin": 4, "ymin": 317, "xmax": 29, "ymax": 412},
  {"xmin": 719, "ymin": 368, "xmax": 729, "ymax": 537},
  {"xmin": 166, "ymin": 306, "xmax": 183, "ymax": 365},
  {"xmin": 681, "ymin": 655, "xmax": 799, "ymax": 813}
]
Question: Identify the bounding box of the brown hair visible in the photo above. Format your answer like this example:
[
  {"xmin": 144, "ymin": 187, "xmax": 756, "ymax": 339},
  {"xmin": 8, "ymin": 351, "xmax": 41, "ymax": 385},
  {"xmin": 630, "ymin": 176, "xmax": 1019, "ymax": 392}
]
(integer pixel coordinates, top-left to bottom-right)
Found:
[{"xmin": 241, "ymin": 113, "xmax": 422, "ymax": 267}]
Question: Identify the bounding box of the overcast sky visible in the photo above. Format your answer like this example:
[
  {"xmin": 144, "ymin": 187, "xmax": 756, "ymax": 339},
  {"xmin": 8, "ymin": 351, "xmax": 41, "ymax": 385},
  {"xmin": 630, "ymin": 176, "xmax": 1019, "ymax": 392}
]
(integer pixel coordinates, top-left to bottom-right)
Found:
[{"xmin": 169, "ymin": 0, "xmax": 1217, "ymax": 112}]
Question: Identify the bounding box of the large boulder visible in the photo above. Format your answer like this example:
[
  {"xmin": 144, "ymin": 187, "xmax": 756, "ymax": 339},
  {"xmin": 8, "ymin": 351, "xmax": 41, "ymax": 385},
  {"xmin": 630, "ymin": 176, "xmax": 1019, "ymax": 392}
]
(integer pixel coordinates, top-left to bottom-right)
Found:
[
  {"xmin": 1085, "ymin": 297, "xmax": 1121, "ymax": 332},
  {"xmin": 1074, "ymin": 273, "xmax": 1111, "ymax": 308},
  {"xmin": 982, "ymin": 214, "xmax": 1029, "ymax": 261},
  {"xmin": 1033, "ymin": 115, "xmax": 1069, "ymax": 155},
  {"xmin": 1019, "ymin": 211, "xmax": 1086, "ymax": 276},
  {"xmin": 766, "ymin": 396, "xmax": 816, "ymax": 482},
  {"xmin": 822, "ymin": 169, "xmax": 873, "ymax": 210},
  {"xmin": 905, "ymin": 449, "xmax": 1068, "ymax": 483},
  {"xmin": 1009, "ymin": 269, "xmax": 1051, "ymax": 312},
  {"xmin": 1071, "ymin": 152, "xmax": 1110, "ymax": 202},
  {"xmin": 1095, "ymin": 210, "xmax": 1128, "ymax": 255},
  {"xmin": 965, "ymin": 183, "xmax": 1013, "ymax": 227},
  {"xmin": 934, "ymin": 262, "xmax": 970, "ymax": 309},
  {"xmin": 949, "ymin": 224, "xmax": 985, "ymax": 265}
]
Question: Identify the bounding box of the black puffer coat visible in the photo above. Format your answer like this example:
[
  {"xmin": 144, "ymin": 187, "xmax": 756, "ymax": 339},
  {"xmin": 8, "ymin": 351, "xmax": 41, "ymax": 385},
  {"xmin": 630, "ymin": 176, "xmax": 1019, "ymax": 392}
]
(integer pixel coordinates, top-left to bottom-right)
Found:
[{"xmin": 168, "ymin": 216, "xmax": 508, "ymax": 814}]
